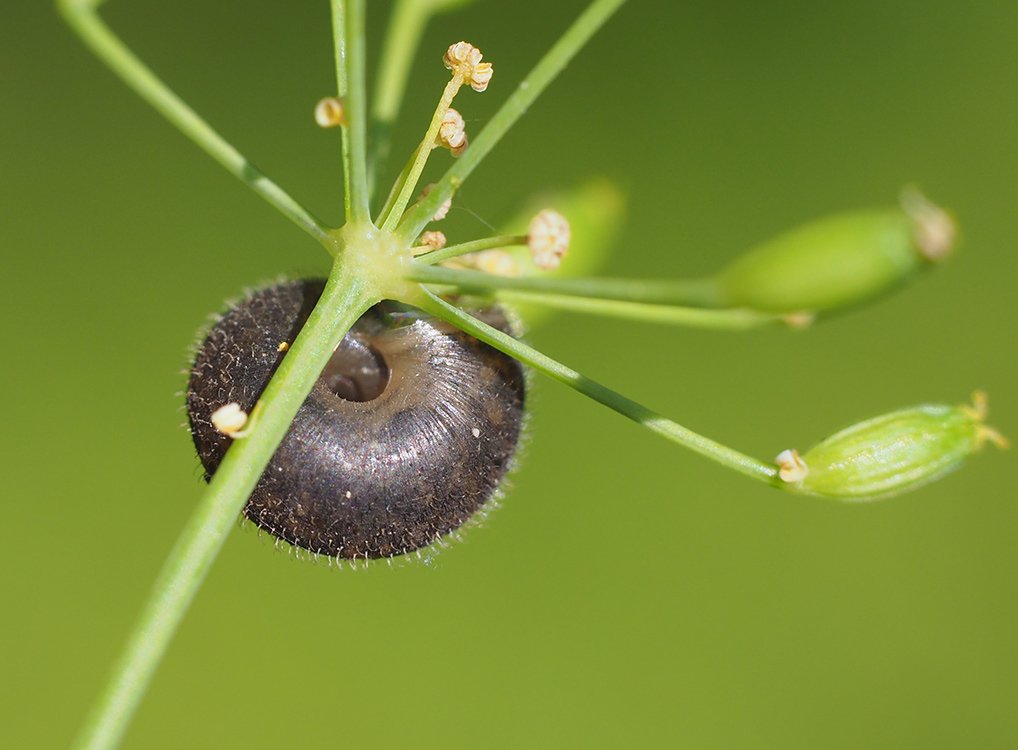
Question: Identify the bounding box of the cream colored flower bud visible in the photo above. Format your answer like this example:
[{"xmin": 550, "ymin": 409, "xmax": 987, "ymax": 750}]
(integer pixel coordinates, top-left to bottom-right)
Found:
[
  {"xmin": 468, "ymin": 62, "xmax": 493, "ymax": 92},
  {"xmin": 528, "ymin": 209, "xmax": 571, "ymax": 270},
  {"xmin": 421, "ymin": 183, "xmax": 452, "ymax": 222},
  {"xmin": 776, "ymin": 449, "xmax": 809, "ymax": 483},
  {"xmin": 314, "ymin": 97, "xmax": 346, "ymax": 128},
  {"xmin": 420, "ymin": 231, "xmax": 447, "ymax": 250},
  {"xmin": 450, "ymin": 133, "xmax": 468, "ymax": 158},
  {"xmin": 443, "ymin": 41, "xmax": 493, "ymax": 92},
  {"xmin": 436, "ymin": 108, "xmax": 467, "ymax": 152},
  {"xmin": 211, "ymin": 402, "xmax": 248, "ymax": 436},
  {"xmin": 444, "ymin": 41, "xmax": 478, "ymax": 67}
]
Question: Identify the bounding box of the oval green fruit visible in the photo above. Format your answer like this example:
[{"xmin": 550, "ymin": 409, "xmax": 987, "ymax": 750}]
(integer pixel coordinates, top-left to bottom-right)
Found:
[
  {"xmin": 716, "ymin": 192, "xmax": 954, "ymax": 314},
  {"xmin": 781, "ymin": 395, "xmax": 1004, "ymax": 501}
]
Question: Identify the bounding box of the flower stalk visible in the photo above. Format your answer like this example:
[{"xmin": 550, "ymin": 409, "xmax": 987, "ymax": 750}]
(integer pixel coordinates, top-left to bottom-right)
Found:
[{"xmin": 70, "ymin": 254, "xmax": 374, "ymax": 750}]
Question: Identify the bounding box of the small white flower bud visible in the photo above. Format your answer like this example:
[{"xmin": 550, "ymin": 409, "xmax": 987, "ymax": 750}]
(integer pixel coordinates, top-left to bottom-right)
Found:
[
  {"xmin": 314, "ymin": 97, "xmax": 346, "ymax": 128},
  {"xmin": 211, "ymin": 402, "xmax": 248, "ymax": 437},
  {"xmin": 528, "ymin": 209, "xmax": 571, "ymax": 270},
  {"xmin": 436, "ymin": 108, "xmax": 467, "ymax": 153},
  {"xmin": 775, "ymin": 449, "xmax": 809, "ymax": 483},
  {"xmin": 420, "ymin": 231, "xmax": 447, "ymax": 250},
  {"xmin": 443, "ymin": 41, "xmax": 493, "ymax": 92},
  {"xmin": 450, "ymin": 133, "xmax": 468, "ymax": 158},
  {"xmin": 468, "ymin": 63, "xmax": 493, "ymax": 93}
]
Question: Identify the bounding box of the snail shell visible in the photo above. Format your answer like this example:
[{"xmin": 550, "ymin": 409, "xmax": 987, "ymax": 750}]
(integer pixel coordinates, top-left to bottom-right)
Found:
[{"xmin": 186, "ymin": 279, "xmax": 526, "ymax": 559}]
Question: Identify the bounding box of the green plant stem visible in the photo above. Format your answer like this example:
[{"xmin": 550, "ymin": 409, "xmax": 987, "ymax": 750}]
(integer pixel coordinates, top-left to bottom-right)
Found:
[
  {"xmin": 407, "ymin": 263, "xmax": 721, "ymax": 306},
  {"xmin": 416, "ymin": 290, "xmax": 780, "ymax": 484},
  {"xmin": 375, "ymin": 151, "xmax": 416, "ymax": 226},
  {"xmin": 369, "ymin": 0, "xmax": 460, "ymax": 199},
  {"xmin": 71, "ymin": 257, "xmax": 373, "ymax": 750},
  {"xmin": 370, "ymin": 0, "xmax": 426, "ymax": 197},
  {"xmin": 381, "ymin": 76, "xmax": 463, "ymax": 231},
  {"xmin": 58, "ymin": 0, "xmax": 330, "ymax": 245},
  {"xmin": 495, "ymin": 290, "xmax": 784, "ymax": 330},
  {"xmin": 330, "ymin": 0, "xmax": 352, "ymax": 221},
  {"xmin": 396, "ymin": 0, "xmax": 627, "ymax": 242},
  {"xmin": 332, "ymin": 0, "xmax": 371, "ymax": 224},
  {"xmin": 416, "ymin": 234, "xmax": 527, "ymax": 264}
]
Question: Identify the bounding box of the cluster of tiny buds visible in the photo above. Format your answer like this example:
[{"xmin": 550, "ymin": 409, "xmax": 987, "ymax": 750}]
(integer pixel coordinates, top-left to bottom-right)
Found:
[
  {"xmin": 528, "ymin": 209, "xmax": 571, "ymax": 270},
  {"xmin": 444, "ymin": 42, "xmax": 493, "ymax": 92},
  {"xmin": 436, "ymin": 108, "xmax": 468, "ymax": 156},
  {"xmin": 313, "ymin": 96, "xmax": 346, "ymax": 128},
  {"xmin": 211, "ymin": 402, "xmax": 250, "ymax": 437}
]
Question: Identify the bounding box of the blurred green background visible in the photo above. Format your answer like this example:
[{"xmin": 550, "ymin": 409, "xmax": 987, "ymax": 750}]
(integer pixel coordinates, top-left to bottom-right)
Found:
[{"xmin": 2, "ymin": 1, "xmax": 1016, "ymax": 747}]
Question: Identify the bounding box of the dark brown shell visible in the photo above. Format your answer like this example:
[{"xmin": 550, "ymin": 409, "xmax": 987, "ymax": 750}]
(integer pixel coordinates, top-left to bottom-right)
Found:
[{"xmin": 186, "ymin": 280, "xmax": 526, "ymax": 559}]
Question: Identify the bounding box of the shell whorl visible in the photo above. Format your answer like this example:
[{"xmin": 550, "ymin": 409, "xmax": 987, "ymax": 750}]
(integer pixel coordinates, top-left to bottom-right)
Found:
[{"xmin": 186, "ymin": 279, "xmax": 526, "ymax": 559}]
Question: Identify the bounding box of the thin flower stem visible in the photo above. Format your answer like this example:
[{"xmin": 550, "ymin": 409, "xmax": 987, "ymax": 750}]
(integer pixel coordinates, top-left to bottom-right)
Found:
[
  {"xmin": 71, "ymin": 259, "xmax": 375, "ymax": 750},
  {"xmin": 58, "ymin": 0, "xmax": 331, "ymax": 245},
  {"xmin": 369, "ymin": 0, "xmax": 457, "ymax": 199},
  {"xmin": 330, "ymin": 0, "xmax": 352, "ymax": 221},
  {"xmin": 416, "ymin": 234, "xmax": 527, "ymax": 264},
  {"xmin": 381, "ymin": 76, "xmax": 463, "ymax": 231},
  {"xmin": 416, "ymin": 289, "xmax": 780, "ymax": 484},
  {"xmin": 407, "ymin": 263, "xmax": 722, "ymax": 306},
  {"xmin": 374, "ymin": 150, "xmax": 416, "ymax": 226},
  {"xmin": 495, "ymin": 291, "xmax": 785, "ymax": 330},
  {"xmin": 332, "ymin": 0, "xmax": 371, "ymax": 224},
  {"xmin": 396, "ymin": 0, "xmax": 627, "ymax": 243}
]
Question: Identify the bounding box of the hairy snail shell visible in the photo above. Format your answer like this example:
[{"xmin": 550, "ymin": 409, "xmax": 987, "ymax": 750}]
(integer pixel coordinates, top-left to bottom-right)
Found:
[{"xmin": 186, "ymin": 279, "xmax": 526, "ymax": 559}]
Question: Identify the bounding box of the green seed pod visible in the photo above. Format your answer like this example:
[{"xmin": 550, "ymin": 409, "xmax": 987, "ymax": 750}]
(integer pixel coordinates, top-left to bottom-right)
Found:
[
  {"xmin": 715, "ymin": 190, "xmax": 955, "ymax": 314},
  {"xmin": 777, "ymin": 394, "xmax": 1006, "ymax": 501}
]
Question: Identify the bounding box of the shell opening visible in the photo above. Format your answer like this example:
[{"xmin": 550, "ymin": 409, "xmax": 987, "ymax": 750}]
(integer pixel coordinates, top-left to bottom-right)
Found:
[{"xmin": 322, "ymin": 336, "xmax": 390, "ymax": 402}]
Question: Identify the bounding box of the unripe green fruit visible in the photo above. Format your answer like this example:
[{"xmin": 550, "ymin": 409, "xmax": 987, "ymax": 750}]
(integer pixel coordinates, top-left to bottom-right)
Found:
[
  {"xmin": 780, "ymin": 395, "xmax": 1005, "ymax": 501},
  {"xmin": 716, "ymin": 192, "xmax": 954, "ymax": 314}
]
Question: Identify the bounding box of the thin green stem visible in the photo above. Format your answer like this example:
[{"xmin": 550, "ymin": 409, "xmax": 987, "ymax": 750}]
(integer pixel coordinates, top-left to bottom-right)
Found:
[
  {"xmin": 71, "ymin": 260, "xmax": 375, "ymax": 750},
  {"xmin": 407, "ymin": 263, "xmax": 722, "ymax": 306},
  {"xmin": 496, "ymin": 291, "xmax": 785, "ymax": 330},
  {"xmin": 416, "ymin": 290, "xmax": 780, "ymax": 484},
  {"xmin": 396, "ymin": 0, "xmax": 627, "ymax": 242},
  {"xmin": 381, "ymin": 76, "xmax": 463, "ymax": 231},
  {"xmin": 330, "ymin": 0, "xmax": 351, "ymax": 221},
  {"xmin": 332, "ymin": 0, "xmax": 371, "ymax": 223},
  {"xmin": 374, "ymin": 150, "xmax": 416, "ymax": 226},
  {"xmin": 416, "ymin": 234, "xmax": 527, "ymax": 264},
  {"xmin": 370, "ymin": 0, "xmax": 426, "ymax": 197},
  {"xmin": 369, "ymin": 0, "xmax": 454, "ymax": 199},
  {"xmin": 58, "ymin": 0, "xmax": 331, "ymax": 245}
]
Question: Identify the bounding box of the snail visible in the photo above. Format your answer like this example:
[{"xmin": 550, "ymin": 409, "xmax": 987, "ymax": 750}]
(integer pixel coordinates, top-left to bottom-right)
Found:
[{"xmin": 186, "ymin": 279, "xmax": 526, "ymax": 560}]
